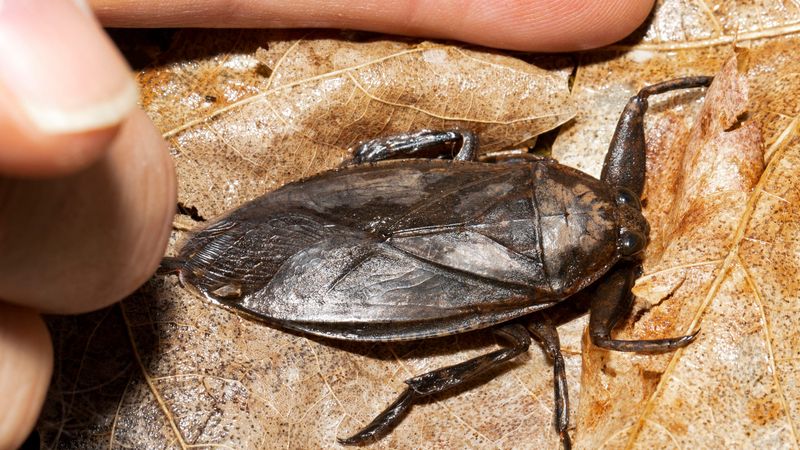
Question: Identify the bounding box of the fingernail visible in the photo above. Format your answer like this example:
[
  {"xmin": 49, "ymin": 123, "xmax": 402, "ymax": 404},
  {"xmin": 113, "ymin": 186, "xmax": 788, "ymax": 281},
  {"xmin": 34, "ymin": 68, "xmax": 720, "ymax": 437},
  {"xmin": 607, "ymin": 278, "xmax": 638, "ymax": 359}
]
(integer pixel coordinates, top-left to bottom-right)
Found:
[
  {"xmin": 69, "ymin": 0, "xmax": 93, "ymax": 16},
  {"xmin": 0, "ymin": 0, "xmax": 137, "ymax": 134}
]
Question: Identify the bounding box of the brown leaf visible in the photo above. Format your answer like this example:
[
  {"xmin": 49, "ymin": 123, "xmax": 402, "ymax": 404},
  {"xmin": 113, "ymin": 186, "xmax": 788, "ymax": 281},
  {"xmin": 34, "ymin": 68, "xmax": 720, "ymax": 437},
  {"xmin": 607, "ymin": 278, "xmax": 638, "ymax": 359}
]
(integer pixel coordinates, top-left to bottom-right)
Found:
[
  {"xmin": 581, "ymin": 45, "xmax": 800, "ymax": 447},
  {"xmin": 139, "ymin": 30, "xmax": 574, "ymax": 217},
  {"xmin": 39, "ymin": 2, "xmax": 800, "ymax": 448}
]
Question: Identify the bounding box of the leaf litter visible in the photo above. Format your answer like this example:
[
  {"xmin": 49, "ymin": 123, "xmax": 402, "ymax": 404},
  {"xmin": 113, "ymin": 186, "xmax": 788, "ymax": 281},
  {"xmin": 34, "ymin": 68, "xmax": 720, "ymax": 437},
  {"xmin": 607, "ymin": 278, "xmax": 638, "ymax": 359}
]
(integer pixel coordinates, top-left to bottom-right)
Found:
[{"xmin": 38, "ymin": 3, "xmax": 800, "ymax": 448}]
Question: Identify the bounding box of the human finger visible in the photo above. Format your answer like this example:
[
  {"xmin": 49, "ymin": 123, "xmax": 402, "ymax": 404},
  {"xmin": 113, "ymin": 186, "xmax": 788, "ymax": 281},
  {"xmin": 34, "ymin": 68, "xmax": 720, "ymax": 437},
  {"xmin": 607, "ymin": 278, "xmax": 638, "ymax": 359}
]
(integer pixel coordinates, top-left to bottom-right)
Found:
[
  {"xmin": 0, "ymin": 303, "xmax": 52, "ymax": 450},
  {"xmin": 0, "ymin": 109, "xmax": 176, "ymax": 314},
  {"xmin": 93, "ymin": 0, "xmax": 655, "ymax": 52},
  {"xmin": 0, "ymin": 0, "xmax": 138, "ymax": 178}
]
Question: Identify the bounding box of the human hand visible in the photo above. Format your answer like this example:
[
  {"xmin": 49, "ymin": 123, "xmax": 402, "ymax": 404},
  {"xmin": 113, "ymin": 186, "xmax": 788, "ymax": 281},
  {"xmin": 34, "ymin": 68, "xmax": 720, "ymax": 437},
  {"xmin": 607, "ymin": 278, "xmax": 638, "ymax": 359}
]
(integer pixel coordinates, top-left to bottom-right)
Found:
[{"xmin": 0, "ymin": 0, "xmax": 654, "ymax": 448}]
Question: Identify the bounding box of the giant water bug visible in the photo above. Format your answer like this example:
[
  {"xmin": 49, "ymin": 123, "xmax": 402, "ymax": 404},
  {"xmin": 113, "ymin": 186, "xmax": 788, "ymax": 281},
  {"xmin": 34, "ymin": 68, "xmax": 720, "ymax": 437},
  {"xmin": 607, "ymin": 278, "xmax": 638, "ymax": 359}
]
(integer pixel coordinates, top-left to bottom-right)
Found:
[{"xmin": 161, "ymin": 76, "xmax": 713, "ymax": 448}]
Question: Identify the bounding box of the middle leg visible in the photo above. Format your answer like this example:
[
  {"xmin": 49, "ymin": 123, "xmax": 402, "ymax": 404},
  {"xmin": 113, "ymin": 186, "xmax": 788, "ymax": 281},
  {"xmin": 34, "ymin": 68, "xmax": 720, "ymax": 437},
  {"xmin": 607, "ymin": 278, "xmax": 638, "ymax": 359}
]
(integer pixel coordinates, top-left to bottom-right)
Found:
[{"xmin": 351, "ymin": 129, "xmax": 478, "ymax": 164}]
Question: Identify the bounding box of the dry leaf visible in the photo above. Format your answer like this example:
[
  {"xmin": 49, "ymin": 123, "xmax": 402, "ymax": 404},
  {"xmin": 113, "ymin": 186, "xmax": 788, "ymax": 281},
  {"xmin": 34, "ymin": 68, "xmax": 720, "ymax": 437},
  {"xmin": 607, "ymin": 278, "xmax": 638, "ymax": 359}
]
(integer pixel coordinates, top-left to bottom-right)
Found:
[
  {"xmin": 574, "ymin": 47, "xmax": 800, "ymax": 450},
  {"xmin": 578, "ymin": 51, "xmax": 775, "ymax": 448},
  {"xmin": 138, "ymin": 30, "xmax": 574, "ymax": 217},
  {"xmin": 550, "ymin": 1, "xmax": 800, "ymax": 447},
  {"xmin": 38, "ymin": 2, "xmax": 800, "ymax": 449}
]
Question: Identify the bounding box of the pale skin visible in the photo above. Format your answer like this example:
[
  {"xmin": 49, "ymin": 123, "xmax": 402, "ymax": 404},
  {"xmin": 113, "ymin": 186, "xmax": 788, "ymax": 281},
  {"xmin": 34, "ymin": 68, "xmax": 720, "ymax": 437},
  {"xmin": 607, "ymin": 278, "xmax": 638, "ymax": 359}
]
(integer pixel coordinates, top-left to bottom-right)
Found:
[{"xmin": 0, "ymin": 0, "xmax": 654, "ymax": 448}]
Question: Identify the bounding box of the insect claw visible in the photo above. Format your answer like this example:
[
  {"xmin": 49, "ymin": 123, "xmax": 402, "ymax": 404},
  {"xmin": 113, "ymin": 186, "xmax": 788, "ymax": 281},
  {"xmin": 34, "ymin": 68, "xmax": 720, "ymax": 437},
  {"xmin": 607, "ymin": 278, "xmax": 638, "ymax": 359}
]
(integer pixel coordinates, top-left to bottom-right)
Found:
[
  {"xmin": 560, "ymin": 431, "xmax": 572, "ymax": 450},
  {"xmin": 337, "ymin": 434, "xmax": 369, "ymax": 446},
  {"xmin": 674, "ymin": 328, "xmax": 701, "ymax": 348},
  {"xmin": 651, "ymin": 328, "xmax": 701, "ymax": 351},
  {"xmin": 337, "ymin": 421, "xmax": 380, "ymax": 445},
  {"xmin": 338, "ymin": 388, "xmax": 416, "ymax": 446},
  {"xmin": 591, "ymin": 329, "xmax": 700, "ymax": 353},
  {"xmin": 336, "ymin": 418, "xmax": 389, "ymax": 446}
]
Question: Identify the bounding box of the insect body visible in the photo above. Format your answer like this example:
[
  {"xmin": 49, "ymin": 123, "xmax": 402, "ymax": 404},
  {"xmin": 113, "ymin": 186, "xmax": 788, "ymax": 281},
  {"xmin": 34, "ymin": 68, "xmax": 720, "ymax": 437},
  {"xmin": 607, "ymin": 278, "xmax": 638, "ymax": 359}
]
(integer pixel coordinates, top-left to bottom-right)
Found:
[{"xmin": 162, "ymin": 76, "xmax": 713, "ymax": 448}]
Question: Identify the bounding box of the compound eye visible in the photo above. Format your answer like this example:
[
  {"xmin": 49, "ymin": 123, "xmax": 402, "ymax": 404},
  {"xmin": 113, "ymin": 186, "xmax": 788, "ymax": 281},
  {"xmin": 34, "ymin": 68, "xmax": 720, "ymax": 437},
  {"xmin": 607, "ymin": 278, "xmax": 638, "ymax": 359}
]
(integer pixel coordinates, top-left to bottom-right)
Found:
[
  {"xmin": 619, "ymin": 230, "xmax": 646, "ymax": 256},
  {"xmin": 615, "ymin": 188, "xmax": 641, "ymax": 210}
]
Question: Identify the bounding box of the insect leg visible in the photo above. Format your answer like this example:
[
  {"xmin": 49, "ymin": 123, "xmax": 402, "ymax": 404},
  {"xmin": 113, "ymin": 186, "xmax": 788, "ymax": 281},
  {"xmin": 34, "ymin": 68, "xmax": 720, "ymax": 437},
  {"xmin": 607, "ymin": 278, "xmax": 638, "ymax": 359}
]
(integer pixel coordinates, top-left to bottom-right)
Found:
[
  {"xmin": 350, "ymin": 129, "xmax": 477, "ymax": 164},
  {"xmin": 601, "ymin": 76, "xmax": 713, "ymax": 196},
  {"xmin": 526, "ymin": 314, "xmax": 571, "ymax": 450},
  {"xmin": 589, "ymin": 263, "xmax": 698, "ymax": 352},
  {"xmin": 338, "ymin": 323, "xmax": 530, "ymax": 445}
]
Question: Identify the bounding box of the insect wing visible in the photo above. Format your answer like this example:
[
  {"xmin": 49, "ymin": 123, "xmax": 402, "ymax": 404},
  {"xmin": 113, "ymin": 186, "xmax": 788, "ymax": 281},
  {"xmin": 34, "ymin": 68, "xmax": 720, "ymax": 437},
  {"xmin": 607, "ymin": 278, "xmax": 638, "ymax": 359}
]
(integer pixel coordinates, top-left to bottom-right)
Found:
[
  {"xmin": 177, "ymin": 160, "xmax": 560, "ymax": 340},
  {"xmin": 177, "ymin": 212, "xmax": 350, "ymax": 300},
  {"xmin": 241, "ymin": 228, "xmax": 553, "ymax": 341}
]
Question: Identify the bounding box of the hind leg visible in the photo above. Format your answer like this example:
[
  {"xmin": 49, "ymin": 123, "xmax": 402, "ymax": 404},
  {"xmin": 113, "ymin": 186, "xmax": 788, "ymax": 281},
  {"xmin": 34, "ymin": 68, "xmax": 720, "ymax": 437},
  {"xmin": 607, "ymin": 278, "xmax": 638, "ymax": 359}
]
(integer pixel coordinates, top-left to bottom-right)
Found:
[
  {"xmin": 526, "ymin": 313, "xmax": 571, "ymax": 450},
  {"xmin": 339, "ymin": 323, "xmax": 530, "ymax": 445}
]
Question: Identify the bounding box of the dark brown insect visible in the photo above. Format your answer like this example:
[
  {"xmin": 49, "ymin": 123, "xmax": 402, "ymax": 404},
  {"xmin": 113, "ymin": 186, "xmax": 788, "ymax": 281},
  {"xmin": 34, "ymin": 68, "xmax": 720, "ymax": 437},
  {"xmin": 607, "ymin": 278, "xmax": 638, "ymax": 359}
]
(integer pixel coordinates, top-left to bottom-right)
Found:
[{"xmin": 161, "ymin": 76, "xmax": 713, "ymax": 448}]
